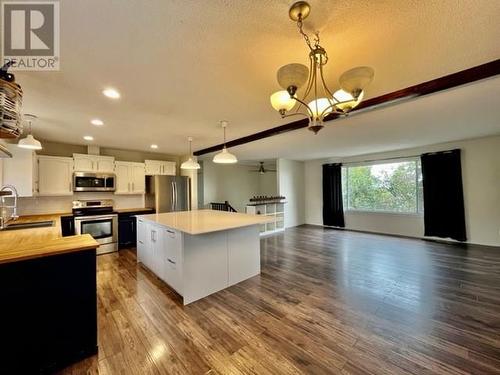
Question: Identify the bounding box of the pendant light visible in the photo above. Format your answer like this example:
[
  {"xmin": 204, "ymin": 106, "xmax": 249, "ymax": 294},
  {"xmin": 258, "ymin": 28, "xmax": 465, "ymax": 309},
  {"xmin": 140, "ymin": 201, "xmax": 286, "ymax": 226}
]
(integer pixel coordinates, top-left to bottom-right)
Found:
[
  {"xmin": 213, "ymin": 120, "xmax": 237, "ymax": 164},
  {"xmin": 18, "ymin": 114, "xmax": 42, "ymax": 150},
  {"xmin": 180, "ymin": 137, "xmax": 201, "ymax": 170}
]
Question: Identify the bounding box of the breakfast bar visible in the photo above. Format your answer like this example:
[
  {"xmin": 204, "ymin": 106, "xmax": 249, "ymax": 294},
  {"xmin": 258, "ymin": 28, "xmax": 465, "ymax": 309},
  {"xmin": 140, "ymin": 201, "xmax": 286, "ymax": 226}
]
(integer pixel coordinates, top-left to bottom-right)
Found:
[{"xmin": 136, "ymin": 209, "xmax": 273, "ymax": 304}]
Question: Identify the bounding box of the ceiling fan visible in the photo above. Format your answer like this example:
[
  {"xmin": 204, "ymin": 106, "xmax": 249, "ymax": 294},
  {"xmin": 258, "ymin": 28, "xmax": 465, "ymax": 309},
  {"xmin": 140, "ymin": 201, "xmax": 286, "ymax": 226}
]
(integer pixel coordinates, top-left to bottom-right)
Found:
[{"xmin": 249, "ymin": 162, "xmax": 277, "ymax": 174}]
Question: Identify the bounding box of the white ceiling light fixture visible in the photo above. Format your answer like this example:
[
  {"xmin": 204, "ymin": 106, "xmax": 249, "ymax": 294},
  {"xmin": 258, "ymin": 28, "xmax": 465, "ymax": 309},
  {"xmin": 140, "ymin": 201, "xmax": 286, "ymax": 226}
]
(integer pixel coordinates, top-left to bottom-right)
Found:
[
  {"xmin": 83, "ymin": 135, "xmax": 94, "ymax": 141},
  {"xmin": 180, "ymin": 137, "xmax": 201, "ymax": 170},
  {"xmin": 270, "ymin": 1, "xmax": 374, "ymax": 134},
  {"xmin": 90, "ymin": 118, "xmax": 104, "ymax": 126},
  {"xmin": 150, "ymin": 144, "xmax": 158, "ymax": 149},
  {"xmin": 102, "ymin": 88, "xmax": 121, "ymax": 99},
  {"xmin": 213, "ymin": 120, "xmax": 237, "ymax": 164},
  {"xmin": 18, "ymin": 114, "xmax": 42, "ymax": 150}
]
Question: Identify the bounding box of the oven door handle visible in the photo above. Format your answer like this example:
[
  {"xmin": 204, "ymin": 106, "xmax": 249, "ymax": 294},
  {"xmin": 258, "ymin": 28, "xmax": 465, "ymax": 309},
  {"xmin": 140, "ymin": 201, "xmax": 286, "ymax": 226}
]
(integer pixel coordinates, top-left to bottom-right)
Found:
[{"xmin": 74, "ymin": 214, "xmax": 118, "ymax": 222}]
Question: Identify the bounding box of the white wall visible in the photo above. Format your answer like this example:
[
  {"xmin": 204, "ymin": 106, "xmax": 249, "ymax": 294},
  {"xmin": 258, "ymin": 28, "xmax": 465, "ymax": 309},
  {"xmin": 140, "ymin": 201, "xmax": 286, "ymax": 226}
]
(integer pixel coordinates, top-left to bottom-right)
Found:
[
  {"xmin": 202, "ymin": 161, "xmax": 277, "ymax": 213},
  {"xmin": 304, "ymin": 136, "xmax": 500, "ymax": 247},
  {"xmin": 277, "ymin": 159, "xmax": 305, "ymax": 228},
  {"xmin": 15, "ymin": 192, "xmax": 144, "ymax": 216}
]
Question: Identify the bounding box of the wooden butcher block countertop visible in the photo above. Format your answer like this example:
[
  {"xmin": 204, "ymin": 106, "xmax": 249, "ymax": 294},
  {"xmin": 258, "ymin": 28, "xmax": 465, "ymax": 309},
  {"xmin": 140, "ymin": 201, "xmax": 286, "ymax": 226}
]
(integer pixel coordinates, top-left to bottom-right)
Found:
[{"xmin": 0, "ymin": 214, "xmax": 99, "ymax": 265}]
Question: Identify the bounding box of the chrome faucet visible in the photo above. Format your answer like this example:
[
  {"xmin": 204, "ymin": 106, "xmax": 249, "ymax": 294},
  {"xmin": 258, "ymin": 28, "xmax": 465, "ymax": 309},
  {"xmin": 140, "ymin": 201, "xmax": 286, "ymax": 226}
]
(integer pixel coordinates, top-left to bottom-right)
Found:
[{"xmin": 0, "ymin": 184, "xmax": 19, "ymax": 229}]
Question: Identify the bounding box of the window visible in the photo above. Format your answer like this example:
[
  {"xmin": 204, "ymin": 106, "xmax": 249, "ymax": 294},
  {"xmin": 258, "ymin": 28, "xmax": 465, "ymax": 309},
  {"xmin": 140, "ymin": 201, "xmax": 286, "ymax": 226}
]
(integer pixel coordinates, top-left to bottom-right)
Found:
[{"xmin": 343, "ymin": 159, "xmax": 423, "ymax": 214}]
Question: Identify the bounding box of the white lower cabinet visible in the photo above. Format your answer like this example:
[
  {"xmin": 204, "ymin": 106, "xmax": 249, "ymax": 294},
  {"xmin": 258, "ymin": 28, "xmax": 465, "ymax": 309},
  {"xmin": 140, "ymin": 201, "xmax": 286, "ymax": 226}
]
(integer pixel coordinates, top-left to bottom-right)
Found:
[
  {"xmin": 149, "ymin": 224, "xmax": 164, "ymax": 277},
  {"xmin": 136, "ymin": 219, "xmax": 148, "ymax": 264},
  {"xmin": 136, "ymin": 218, "xmax": 261, "ymax": 305},
  {"xmin": 136, "ymin": 219, "xmax": 183, "ymax": 295},
  {"xmin": 162, "ymin": 227, "xmax": 183, "ymax": 294}
]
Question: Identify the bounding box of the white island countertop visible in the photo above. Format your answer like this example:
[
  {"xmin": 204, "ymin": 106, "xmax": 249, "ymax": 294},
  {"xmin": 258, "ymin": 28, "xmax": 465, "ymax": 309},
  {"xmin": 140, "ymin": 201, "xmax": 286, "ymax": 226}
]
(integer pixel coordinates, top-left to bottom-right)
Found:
[{"xmin": 137, "ymin": 209, "xmax": 274, "ymax": 235}]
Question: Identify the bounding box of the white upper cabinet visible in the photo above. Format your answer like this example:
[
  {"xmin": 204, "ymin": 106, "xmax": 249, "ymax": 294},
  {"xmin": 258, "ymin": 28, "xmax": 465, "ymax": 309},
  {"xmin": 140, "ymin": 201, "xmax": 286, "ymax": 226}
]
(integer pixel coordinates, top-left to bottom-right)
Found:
[
  {"xmin": 37, "ymin": 155, "xmax": 74, "ymax": 196},
  {"xmin": 96, "ymin": 157, "xmax": 115, "ymax": 173},
  {"xmin": 145, "ymin": 160, "xmax": 176, "ymax": 176},
  {"xmin": 73, "ymin": 154, "xmax": 115, "ymax": 173},
  {"xmin": 114, "ymin": 162, "xmax": 130, "ymax": 194},
  {"xmin": 131, "ymin": 163, "xmax": 146, "ymax": 193},
  {"xmin": 114, "ymin": 161, "xmax": 145, "ymax": 195},
  {"xmin": 1, "ymin": 145, "xmax": 37, "ymax": 197}
]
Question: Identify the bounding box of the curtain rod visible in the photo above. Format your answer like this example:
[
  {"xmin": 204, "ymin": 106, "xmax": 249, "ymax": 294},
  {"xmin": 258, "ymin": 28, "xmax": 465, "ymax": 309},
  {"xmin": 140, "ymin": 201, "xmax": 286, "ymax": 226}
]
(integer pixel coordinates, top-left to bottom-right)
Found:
[{"xmin": 324, "ymin": 149, "xmax": 458, "ymax": 166}]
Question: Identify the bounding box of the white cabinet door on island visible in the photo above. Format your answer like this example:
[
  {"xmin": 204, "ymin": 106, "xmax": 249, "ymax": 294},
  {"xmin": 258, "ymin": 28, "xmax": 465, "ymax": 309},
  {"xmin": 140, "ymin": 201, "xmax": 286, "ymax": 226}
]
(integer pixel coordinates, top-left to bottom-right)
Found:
[{"xmin": 136, "ymin": 210, "xmax": 272, "ymax": 305}]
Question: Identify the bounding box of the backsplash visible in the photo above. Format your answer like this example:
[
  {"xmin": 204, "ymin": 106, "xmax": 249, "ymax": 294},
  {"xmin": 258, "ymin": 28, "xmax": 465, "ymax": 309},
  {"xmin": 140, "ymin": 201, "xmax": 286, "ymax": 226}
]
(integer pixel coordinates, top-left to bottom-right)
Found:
[{"xmin": 16, "ymin": 193, "xmax": 145, "ymax": 216}]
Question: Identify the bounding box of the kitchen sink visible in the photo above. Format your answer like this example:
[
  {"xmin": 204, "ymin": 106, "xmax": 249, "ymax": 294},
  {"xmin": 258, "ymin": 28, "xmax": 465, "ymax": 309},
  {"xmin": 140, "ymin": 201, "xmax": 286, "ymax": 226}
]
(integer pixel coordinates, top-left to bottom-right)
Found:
[{"xmin": 1, "ymin": 220, "xmax": 54, "ymax": 230}]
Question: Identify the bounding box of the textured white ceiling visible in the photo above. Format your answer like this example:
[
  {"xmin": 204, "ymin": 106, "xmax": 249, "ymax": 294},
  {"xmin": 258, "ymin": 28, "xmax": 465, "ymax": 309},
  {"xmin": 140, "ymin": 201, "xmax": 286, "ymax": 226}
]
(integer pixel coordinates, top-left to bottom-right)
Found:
[
  {"xmin": 14, "ymin": 0, "xmax": 500, "ymax": 158},
  {"xmin": 210, "ymin": 76, "xmax": 500, "ymax": 161}
]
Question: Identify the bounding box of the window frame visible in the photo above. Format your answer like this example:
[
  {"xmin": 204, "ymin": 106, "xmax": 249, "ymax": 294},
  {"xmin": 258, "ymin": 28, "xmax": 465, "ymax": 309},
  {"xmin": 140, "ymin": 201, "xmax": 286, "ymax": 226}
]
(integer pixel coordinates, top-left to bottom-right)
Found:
[{"xmin": 342, "ymin": 157, "xmax": 423, "ymax": 215}]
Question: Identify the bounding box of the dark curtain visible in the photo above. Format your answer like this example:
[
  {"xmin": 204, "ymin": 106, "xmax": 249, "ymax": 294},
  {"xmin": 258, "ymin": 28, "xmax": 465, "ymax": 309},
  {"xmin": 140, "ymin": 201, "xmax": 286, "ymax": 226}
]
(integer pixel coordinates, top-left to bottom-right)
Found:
[
  {"xmin": 421, "ymin": 149, "xmax": 466, "ymax": 241},
  {"xmin": 323, "ymin": 163, "xmax": 345, "ymax": 227}
]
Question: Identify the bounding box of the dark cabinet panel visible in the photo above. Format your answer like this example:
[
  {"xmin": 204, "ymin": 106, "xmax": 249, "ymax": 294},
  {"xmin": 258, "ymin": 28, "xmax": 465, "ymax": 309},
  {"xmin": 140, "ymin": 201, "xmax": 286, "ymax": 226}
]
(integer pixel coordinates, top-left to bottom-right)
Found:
[
  {"xmin": 0, "ymin": 250, "xmax": 98, "ymax": 374},
  {"xmin": 61, "ymin": 215, "xmax": 75, "ymax": 236},
  {"xmin": 118, "ymin": 210, "xmax": 153, "ymax": 249},
  {"xmin": 118, "ymin": 216, "xmax": 136, "ymax": 249}
]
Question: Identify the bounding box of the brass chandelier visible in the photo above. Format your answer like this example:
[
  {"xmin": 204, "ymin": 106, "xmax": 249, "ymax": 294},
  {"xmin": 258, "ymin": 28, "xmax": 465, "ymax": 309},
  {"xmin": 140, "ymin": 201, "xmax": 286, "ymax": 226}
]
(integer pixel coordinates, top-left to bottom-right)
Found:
[{"xmin": 270, "ymin": 1, "xmax": 374, "ymax": 134}]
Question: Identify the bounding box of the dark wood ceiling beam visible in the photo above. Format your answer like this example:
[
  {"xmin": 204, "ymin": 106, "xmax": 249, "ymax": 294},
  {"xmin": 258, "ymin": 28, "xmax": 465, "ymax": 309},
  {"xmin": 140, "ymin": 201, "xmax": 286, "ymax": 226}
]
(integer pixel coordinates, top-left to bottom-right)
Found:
[{"xmin": 194, "ymin": 59, "xmax": 500, "ymax": 156}]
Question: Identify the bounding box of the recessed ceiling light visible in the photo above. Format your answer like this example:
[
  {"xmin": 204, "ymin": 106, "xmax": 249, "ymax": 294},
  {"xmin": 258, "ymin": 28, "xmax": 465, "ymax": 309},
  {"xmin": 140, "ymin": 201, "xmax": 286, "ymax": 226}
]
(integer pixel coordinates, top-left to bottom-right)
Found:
[
  {"xmin": 90, "ymin": 118, "xmax": 104, "ymax": 126},
  {"xmin": 83, "ymin": 135, "xmax": 94, "ymax": 141},
  {"xmin": 102, "ymin": 88, "xmax": 120, "ymax": 99},
  {"xmin": 150, "ymin": 144, "xmax": 158, "ymax": 149}
]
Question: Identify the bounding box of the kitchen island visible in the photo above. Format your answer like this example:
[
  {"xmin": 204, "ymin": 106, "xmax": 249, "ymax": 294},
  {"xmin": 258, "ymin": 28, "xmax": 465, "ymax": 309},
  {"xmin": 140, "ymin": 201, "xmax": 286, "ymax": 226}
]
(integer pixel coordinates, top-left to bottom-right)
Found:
[{"xmin": 136, "ymin": 210, "xmax": 273, "ymax": 304}]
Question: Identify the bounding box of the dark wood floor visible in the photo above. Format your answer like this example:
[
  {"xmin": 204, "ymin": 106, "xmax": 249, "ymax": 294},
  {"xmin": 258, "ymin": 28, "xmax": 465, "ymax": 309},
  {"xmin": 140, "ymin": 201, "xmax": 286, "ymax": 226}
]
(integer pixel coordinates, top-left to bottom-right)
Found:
[{"xmin": 59, "ymin": 225, "xmax": 500, "ymax": 374}]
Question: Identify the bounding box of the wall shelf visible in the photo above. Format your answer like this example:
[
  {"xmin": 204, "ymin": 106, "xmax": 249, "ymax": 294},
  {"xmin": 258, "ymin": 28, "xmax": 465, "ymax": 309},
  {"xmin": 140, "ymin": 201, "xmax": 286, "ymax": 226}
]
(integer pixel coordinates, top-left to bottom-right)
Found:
[{"xmin": 246, "ymin": 201, "xmax": 286, "ymax": 236}]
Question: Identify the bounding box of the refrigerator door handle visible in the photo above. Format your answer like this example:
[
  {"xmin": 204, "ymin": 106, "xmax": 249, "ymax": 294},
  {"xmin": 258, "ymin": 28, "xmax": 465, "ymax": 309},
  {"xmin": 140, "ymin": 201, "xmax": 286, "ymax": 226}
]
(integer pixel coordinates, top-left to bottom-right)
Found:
[
  {"xmin": 171, "ymin": 181, "xmax": 175, "ymax": 211},
  {"xmin": 174, "ymin": 181, "xmax": 178, "ymax": 211}
]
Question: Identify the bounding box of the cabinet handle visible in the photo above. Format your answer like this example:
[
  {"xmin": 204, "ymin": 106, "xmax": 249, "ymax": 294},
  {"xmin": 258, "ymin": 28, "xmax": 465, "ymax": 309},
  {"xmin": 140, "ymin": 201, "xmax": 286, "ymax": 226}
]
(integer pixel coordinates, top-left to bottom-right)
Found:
[
  {"xmin": 166, "ymin": 229, "xmax": 174, "ymax": 234},
  {"xmin": 167, "ymin": 258, "xmax": 176, "ymax": 265},
  {"xmin": 132, "ymin": 182, "xmax": 135, "ymax": 191},
  {"xmin": 69, "ymin": 182, "xmax": 71, "ymax": 192}
]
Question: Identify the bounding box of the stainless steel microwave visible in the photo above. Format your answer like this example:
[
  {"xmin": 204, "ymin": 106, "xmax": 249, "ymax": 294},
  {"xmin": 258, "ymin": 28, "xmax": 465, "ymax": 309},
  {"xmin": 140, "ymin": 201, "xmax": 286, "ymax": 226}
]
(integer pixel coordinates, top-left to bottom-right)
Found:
[{"xmin": 73, "ymin": 172, "xmax": 115, "ymax": 192}]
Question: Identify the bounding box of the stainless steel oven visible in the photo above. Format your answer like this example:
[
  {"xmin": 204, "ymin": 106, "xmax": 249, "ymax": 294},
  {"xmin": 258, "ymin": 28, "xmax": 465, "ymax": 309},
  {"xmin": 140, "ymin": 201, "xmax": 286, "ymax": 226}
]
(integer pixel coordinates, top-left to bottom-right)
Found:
[
  {"xmin": 73, "ymin": 172, "xmax": 115, "ymax": 192},
  {"xmin": 73, "ymin": 200, "xmax": 118, "ymax": 255}
]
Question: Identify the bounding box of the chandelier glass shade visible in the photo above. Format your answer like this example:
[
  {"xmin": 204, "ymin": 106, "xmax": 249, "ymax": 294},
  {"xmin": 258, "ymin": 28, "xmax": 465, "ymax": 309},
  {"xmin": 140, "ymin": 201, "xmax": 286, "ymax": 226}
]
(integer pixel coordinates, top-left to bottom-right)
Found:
[
  {"xmin": 270, "ymin": 1, "xmax": 374, "ymax": 134},
  {"xmin": 270, "ymin": 90, "xmax": 296, "ymax": 113}
]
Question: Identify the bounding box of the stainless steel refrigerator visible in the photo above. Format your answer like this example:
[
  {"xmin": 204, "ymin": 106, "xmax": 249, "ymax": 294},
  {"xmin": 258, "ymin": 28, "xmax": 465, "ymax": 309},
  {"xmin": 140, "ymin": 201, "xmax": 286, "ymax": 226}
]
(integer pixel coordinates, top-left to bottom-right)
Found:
[{"xmin": 145, "ymin": 175, "xmax": 191, "ymax": 213}]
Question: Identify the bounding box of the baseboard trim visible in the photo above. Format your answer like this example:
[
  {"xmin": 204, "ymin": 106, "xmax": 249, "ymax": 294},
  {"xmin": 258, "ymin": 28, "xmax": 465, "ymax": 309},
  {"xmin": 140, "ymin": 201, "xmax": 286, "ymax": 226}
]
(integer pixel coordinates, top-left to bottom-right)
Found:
[{"xmin": 299, "ymin": 224, "xmax": 500, "ymax": 249}]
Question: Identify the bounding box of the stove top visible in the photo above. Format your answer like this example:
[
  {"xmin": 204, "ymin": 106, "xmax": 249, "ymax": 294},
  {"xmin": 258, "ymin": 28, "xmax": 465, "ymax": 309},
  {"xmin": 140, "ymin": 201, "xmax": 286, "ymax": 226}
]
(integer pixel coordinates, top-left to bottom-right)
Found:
[{"xmin": 72, "ymin": 199, "xmax": 115, "ymax": 216}]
